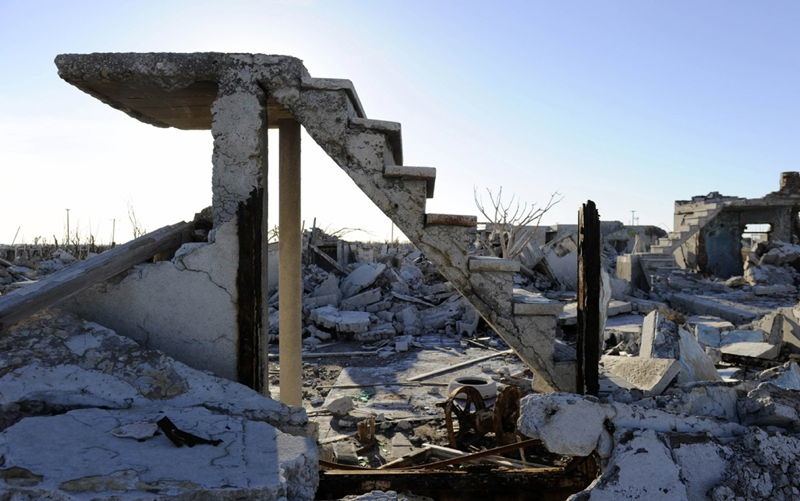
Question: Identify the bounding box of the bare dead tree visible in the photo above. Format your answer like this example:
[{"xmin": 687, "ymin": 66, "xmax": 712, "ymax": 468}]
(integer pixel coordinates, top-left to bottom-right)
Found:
[
  {"xmin": 474, "ymin": 186, "xmax": 562, "ymax": 259},
  {"xmin": 127, "ymin": 203, "xmax": 146, "ymax": 239}
]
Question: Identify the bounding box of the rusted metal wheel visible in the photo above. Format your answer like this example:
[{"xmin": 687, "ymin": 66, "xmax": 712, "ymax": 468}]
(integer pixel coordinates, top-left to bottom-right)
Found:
[
  {"xmin": 492, "ymin": 386, "xmax": 521, "ymax": 445},
  {"xmin": 444, "ymin": 385, "xmax": 486, "ymax": 448}
]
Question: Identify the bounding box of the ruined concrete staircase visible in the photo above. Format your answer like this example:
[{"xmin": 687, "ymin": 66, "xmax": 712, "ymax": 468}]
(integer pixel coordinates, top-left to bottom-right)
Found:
[
  {"xmin": 637, "ymin": 202, "xmax": 725, "ymax": 288},
  {"xmin": 650, "ymin": 202, "xmax": 724, "ymax": 256},
  {"xmin": 290, "ymin": 75, "xmax": 573, "ymax": 391}
]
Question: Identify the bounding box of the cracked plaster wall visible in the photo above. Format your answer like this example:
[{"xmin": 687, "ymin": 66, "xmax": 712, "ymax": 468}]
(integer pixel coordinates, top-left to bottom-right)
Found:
[{"xmin": 67, "ymin": 220, "xmax": 239, "ymax": 380}]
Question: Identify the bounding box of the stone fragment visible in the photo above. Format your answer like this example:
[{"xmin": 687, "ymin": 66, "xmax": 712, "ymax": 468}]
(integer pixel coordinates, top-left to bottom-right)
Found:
[
  {"xmin": 641, "ymin": 312, "xmax": 720, "ymax": 384},
  {"xmin": 394, "ymin": 335, "xmax": 410, "ymax": 352},
  {"xmin": 110, "ymin": 422, "xmax": 159, "ymax": 440},
  {"xmin": 601, "ymin": 355, "xmax": 680, "ymax": 395},
  {"xmin": 399, "ymin": 306, "xmax": 421, "ymax": 336},
  {"xmin": 670, "ymin": 437, "xmax": 731, "ymax": 501},
  {"xmin": 309, "ymin": 306, "xmax": 371, "ymax": 334},
  {"xmin": 340, "ymin": 263, "xmax": 386, "ymax": 298},
  {"xmin": 756, "ymin": 361, "xmax": 800, "ymax": 390},
  {"xmin": 569, "ymin": 430, "xmax": 688, "ymax": 501},
  {"xmin": 635, "ymin": 382, "xmax": 739, "ymax": 421},
  {"xmin": 676, "ymin": 327, "xmax": 722, "ymax": 384},
  {"xmin": 744, "ymin": 261, "xmax": 795, "ymax": 286},
  {"xmin": 640, "ymin": 311, "xmax": 680, "ymax": 359},
  {"xmin": 355, "ymin": 323, "xmax": 396, "ymax": 342},
  {"xmin": 719, "ymin": 329, "xmax": 765, "ymax": 346},
  {"xmin": 517, "ymin": 393, "xmax": 613, "ymax": 456},
  {"xmin": 326, "ymin": 396, "xmax": 355, "ymax": 417},
  {"xmin": 720, "ymin": 341, "xmax": 780, "ymax": 360},
  {"xmin": 709, "ymin": 428, "xmax": 800, "ymax": 500},
  {"xmin": 340, "ymin": 288, "xmax": 382, "ymax": 310},
  {"xmin": 312, "ymin": 273, "xmax": 340, "ymax": 298},
  {"xmin": 738, "ymin": 383, "xmax": 800, "ymax": 430},
  {"xmin": 686, "ymin": 315, "xmax": 734, "ymax": 348}
]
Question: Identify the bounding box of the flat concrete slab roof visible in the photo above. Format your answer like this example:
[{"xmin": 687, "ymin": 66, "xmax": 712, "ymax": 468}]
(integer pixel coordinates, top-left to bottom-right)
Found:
[{"xmin": 56, "ymin": 53, "xmax": 298, "ymax": 129}]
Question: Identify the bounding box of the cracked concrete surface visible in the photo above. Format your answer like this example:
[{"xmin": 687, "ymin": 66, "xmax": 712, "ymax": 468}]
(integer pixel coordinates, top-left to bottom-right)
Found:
[
  {"xmin": 0, "ymin": 310, "xmax": 316, "ymax": 500},
  {"xmin": 66, "ymin": 220, "xmax": 239, "ymax": 379}
]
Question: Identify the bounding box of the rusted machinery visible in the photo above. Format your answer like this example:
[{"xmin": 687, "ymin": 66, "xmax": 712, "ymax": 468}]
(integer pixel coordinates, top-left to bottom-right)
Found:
[{"xmin": 441, "ymin": 385, "xmax": 522, "ymax": 449}]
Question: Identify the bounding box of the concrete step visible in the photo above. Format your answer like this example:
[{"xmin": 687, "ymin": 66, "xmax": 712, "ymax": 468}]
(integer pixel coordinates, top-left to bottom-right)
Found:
[
  {"xmin": 424, "ymin": 213, "xmax": 477, "ymax": 227},
  {"xmin": 384, "ymin": 165, "xmax": 436, "ymax": 198},
  {"xmin": 300, "ymin": 76, "xmax": 365, "ymax": 118},
  {"xmin": 512, "ymin": 288, "xmax": 563, "ymax": 316},
  {"xmin": 349, "ymin": 117, "xmax": 402, "ymax": 165},
  {"xmin": 468, "ymin": 256, "xmax": 520, "ymax": 273}
]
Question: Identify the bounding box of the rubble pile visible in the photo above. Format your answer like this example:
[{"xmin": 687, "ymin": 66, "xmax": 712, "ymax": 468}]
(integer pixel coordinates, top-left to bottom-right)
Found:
[
  {"xmin": 268, "ymin": 248, "xmax": 486, "ymax": 354},
  {"xmin": 0, "ymin": 311, "xmax": 317, "ymax": 500}
]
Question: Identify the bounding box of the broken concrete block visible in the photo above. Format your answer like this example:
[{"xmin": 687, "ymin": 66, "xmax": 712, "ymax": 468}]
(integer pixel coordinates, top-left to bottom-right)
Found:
[
  {"xmin": 720, "ymin": 341, "xmax": 780, "ymax": 360},
  {"xmin": 601, "ymin": 356, "xmax": 680, "ymax": 395},
  {"xmin": 419, "ymin": 301, "xmax": 461, "ymax": 331},
  {"xmin": 668, "ymin": 293, "xmax": 758, "ymax": 324},
  {"xmin": 307, "ymin": 325, "xmax": 332, "ymax": 341},
  {"xmin": 394, "ymin": 335, "xmax": 411, "ymax": 352},
  {"xmin": 336, "ymin": 311, "xmax": 372, "ymax": 334},
  {"xmin": 312, "ymin": 274, "xmax": 340, "ymax": 298},
  {"xmin": 570, "ymin": 430, "xmax": 688, "ymax": 501},
  {"xmin": 744, "ymin": 261, "xmax": 795, "ymax": 286},
  {"xmin": 686, "ymin": 315, "xmax": 734, "ymax": 348},
  {"xmin": 676, "ymin": 327, "xmax": 722, "ymax": 384},
  {"xmin": 636, "ymin": 382, "xmax": 739, "ymax": 421},
  {"xmin": 355, "ymin": 323, "xmax": 396, "ymax": 342},
  {"xmin": 720, "ymin": 329, "xmax": 766, "ymax": 346},
  {"xmin": 340, "ymin": 263, "xmax": 386, "ymax": 298},
  {"xmin": 304, "ymin": 293, "xmax": 339, "ymax": 309},
  {"xmin": 326, "ymin": 396, "xmax": 355, "ymax": 417},
  {"xmin": 752, "ymin": 284, "xmax": 796, "ymax": 296},
  {"xmin": 639, "ymin": 311, "xmax": 680, "ymax": 359},
  {"xmin": 399, "ymin": 306, "xmax": 421, "ymax": 336},
  {"xmin": 738, "ymin": 384, "xmax": 800, "ymax": 430},
  {"xmin": 709, "ymin": 428, "xmax": 800, "ymax": 500},
  {"xmin": 755, "ymin": 307, "xmax": 800, "ymax": 348},
  {"xmin": 310, "ymin": 306, "xmax": 371, "ymax": 334},
  {"xmin": 517, "ymin": 393, "xmax": 613, "ymax": 456},
  {"xmin": 756, "ymin": 361, "xmax": 800, "ymax": 390},
  {"xmin": 670, "ymin": 437, "xmax": 732, "ymax": 501},
  {"xmin": 340, "ymin": 288, "xmax": 382, "ymax": 310}
]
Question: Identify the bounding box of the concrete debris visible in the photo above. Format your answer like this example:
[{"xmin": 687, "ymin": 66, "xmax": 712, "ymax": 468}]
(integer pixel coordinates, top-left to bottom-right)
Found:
[
  {"xmin": 340, "ymin": 263, "xmax": 386, "ymax": 298},
  {"xmin": 755, "ymin": 361, "xmax": 800, "ymax": 390},
  {"xmin": 639, "ymin": 311, "xmax": 721, "ymax": 384},
  {"xmin": 569, "ymin": 430, "xmax": 688, "ymax": 501},
  {"xmin": 326, "ymin": 396, "xmax": 355, "ymax": 417},
  {"xmin": 601, "ymin": 355, "xmax": 680, "ymax": 395},
  {"xmin": 0, "ymin": 310, "xmax": 316, "ymax": 499},
  {"xmin": 720, "ymin": 341, "xmax": 780, "ymax": 360}
]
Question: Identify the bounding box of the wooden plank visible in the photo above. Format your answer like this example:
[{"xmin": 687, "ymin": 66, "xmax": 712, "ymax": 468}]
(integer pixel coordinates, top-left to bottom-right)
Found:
[
  {"xmin": 577, "ymin": 201, "xmax": 600, "ymax": 396},
  {"xmin": 407, "ymin": 349, "xmax": 513, "ymax": 382},
  {"xmin": 0, "ymin": 222, "xmax": 190, "ymax": 331},
  {"xmin": 310, "ymin": 244, "xmax": 346, "ymax": 274}
]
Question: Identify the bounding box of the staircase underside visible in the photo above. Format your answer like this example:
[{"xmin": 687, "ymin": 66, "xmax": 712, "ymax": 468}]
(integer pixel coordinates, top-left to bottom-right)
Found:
[{"xmin": 55, "ymin": 52, "xmax": 574, "ymax": 392}]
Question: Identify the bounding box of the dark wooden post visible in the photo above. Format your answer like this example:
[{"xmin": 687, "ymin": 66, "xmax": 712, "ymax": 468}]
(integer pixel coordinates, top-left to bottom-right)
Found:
[{"xmin": 577, "ymin": 200, "xmax": 600, "ymax": 396}]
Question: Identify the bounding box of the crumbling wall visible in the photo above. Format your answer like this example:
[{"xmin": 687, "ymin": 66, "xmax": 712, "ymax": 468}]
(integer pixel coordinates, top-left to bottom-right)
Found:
[
  {"xmin": 699, "ymin": 212, "xmax": 742, "ymax": 279},
  {"xmin": 68, "ymin": 221, "xmax": 239, "ymax": 379}
]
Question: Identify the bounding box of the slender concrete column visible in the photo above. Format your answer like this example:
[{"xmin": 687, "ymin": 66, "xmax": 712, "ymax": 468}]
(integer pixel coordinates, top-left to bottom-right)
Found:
[{"xmin": 279, "ymin": 120, "xmax": 302, "ymax": 406}]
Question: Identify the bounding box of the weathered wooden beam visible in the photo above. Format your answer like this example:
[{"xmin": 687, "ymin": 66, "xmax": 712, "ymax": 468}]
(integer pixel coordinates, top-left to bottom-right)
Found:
[
  {"xmin": 0, "ymin": 222, "xmax": 190, "ymax": 331},
  {"xmin": 577, "ymin": 200, "xmax": 601, "ymax": 396}
]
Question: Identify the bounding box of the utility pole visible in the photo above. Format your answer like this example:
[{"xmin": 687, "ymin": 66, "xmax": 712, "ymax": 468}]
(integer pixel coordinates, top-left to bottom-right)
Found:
[
  {"xmin": 65, "ymin": 209, "xmax": 71, "ymax": 245},
  {"xmin": 630, "ymin": 210, "xmax": 636, "ymax": 226},
  {"xmin": 111, "ymin": 218, "xmax": 116, "ymax": 247}
]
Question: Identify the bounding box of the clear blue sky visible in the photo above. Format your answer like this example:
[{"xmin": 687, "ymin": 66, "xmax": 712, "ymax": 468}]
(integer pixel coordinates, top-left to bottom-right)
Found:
[{"xmin": 2, "ymin": 1, "xmax": 799, "ymax": 243}]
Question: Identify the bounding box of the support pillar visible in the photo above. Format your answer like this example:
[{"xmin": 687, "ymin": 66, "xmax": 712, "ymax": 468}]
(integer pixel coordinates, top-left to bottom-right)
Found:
[
  {"xmin": 577, "ymin": 200, "xmax": 600, "ymax": 396},
  {"xmin": 278, "ymin": 120, "xmax": 302, "ymax": 406}
]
